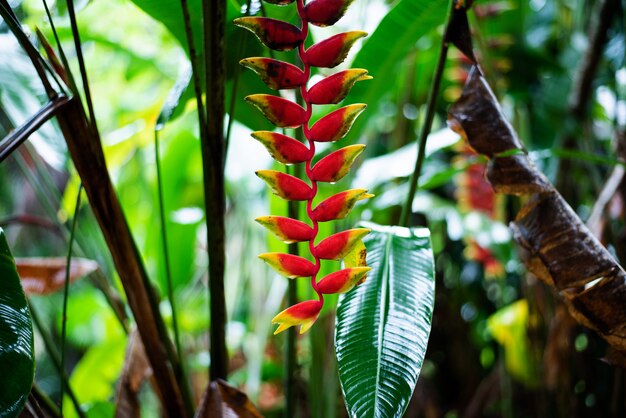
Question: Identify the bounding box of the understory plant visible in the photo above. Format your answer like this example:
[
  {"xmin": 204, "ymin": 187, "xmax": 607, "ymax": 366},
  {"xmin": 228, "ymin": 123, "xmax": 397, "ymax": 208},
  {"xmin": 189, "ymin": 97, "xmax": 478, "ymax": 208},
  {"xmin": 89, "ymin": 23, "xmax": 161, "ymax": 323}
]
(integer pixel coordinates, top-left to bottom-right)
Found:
[{"xmin": 235, "ymin": 0, "xmax": 373, "ymax": 334}]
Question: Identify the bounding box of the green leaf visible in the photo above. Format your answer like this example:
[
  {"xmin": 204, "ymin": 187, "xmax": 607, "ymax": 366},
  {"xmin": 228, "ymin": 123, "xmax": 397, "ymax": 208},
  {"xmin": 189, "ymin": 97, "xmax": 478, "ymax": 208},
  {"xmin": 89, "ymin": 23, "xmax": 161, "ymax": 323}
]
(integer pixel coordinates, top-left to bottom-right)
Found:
[
  {"xmin": 0, "ymin": 229, "xmax": 34, "ymax": 418},
  {"xmin": 335, "ymin": 222, "xmax": 435, "ymax": 418},
  {"xmin": 346, "ymin": 0, "xmax": 448, "ymax": 142}
]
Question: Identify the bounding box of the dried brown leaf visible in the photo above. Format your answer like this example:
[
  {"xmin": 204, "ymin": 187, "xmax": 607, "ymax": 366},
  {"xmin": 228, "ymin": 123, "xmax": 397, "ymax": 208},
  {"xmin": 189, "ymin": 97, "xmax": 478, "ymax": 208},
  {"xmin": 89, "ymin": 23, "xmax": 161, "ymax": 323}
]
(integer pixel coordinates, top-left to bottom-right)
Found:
[
  {"xmin": 115, "ymin": 330, "xmax": 152, "ymax": 418},
  {"xmin": 448, "ymin": 66, "xmax": 626, "ymax": 351},
  {"xmin": 15, "ymin": 257, "xmax": 98, "ymax": 295},
  {"xmin": 194, "ymin": 379, "xmax": 263, "ymax": 418}
]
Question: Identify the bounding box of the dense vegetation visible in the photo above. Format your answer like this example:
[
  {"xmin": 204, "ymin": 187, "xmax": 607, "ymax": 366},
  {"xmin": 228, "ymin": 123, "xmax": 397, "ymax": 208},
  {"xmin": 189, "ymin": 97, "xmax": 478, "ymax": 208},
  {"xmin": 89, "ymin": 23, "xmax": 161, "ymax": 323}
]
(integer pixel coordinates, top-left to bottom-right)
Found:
[{"xmin": 0, "ymin": 0, "xmax": 625, "ymax": 417}]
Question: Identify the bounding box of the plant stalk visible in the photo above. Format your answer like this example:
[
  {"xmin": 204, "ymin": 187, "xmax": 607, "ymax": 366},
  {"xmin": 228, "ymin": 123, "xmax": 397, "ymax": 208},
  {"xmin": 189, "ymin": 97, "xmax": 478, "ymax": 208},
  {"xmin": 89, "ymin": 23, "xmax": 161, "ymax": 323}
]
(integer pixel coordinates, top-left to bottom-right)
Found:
[
  {"xmin": 56, "ymin": 97, "xmax": 193, "ymax": 418},
  {"xmin": 154, "ymin": 129, "xmax": 184, "ymax": 366},
  {"xmin": 65, "ymin": 0, "xmax": 99, "ymax": 139},
  {"xmin": 60, "ymin": 184, "xmax": 82, "ymax": 415},
  {"xmin": 202, "ymin": 0, "xmax": 229, "ymax": 381},
  {"xmin": 400, "ymin": 0, "xmax": 455, "ymax": 227}
]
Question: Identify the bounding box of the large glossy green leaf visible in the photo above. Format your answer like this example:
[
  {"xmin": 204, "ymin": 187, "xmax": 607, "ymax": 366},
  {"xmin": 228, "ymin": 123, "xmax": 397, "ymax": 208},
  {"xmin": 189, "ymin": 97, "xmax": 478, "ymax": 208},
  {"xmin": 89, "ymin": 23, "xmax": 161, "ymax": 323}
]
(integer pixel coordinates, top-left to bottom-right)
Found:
[
  {"xmin": 346, "ymin": 0, "xmax": 448, "ymax": 143},
  {"xmin": 0, "ymin": 229, "xmax": 34, "ymax": 418},
  {"xmin": 335, "ymin": 221, "xmax": 435, "ymax": 418}
]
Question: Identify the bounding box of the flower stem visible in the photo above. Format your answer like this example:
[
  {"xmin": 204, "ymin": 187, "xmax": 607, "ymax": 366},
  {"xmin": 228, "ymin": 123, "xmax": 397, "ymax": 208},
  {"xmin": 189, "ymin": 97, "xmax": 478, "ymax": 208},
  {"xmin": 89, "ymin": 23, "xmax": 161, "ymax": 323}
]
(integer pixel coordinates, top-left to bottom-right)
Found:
[{"xmin": 400, "ymin": 0, "xmax": 455, "ymax": 227}]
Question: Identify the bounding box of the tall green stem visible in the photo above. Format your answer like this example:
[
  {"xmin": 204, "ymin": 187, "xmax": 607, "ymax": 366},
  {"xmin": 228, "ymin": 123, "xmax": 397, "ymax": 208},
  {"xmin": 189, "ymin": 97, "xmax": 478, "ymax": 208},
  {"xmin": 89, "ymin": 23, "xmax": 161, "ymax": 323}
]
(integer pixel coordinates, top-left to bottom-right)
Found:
[
  {"xmin": 60, "ymin": 184, "xmax": 82, "ymax": 415},
  {"xmin": 154, "ymin": 130, "xmax": 184, "ymax": 364},
  {"xmin": 400, "ymin": 0, "xmax": 454, "ymax": 227},
  {"xmin": 65, "ymin": 0, "xmax": 99, "ymax": 140}
]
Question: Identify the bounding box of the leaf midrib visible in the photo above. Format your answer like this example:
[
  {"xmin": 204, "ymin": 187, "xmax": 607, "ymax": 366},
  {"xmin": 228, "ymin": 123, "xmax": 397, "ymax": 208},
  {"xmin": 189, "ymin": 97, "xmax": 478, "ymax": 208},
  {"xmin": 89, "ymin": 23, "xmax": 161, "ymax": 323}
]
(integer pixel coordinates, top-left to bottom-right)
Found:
[{"xmin": 373, "ymin": 230, "xmax": 393, "ymax": 415}]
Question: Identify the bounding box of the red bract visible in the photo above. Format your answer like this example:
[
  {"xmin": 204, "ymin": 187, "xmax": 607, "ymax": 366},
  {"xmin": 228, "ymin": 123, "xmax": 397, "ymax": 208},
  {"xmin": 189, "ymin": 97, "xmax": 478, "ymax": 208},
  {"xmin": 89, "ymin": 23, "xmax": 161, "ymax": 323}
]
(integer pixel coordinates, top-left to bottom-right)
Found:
[
  {"xmin": 258, "ymin": 253, "xmax": 316, "ymax": 278},
  {"xmin": 311, "ymin": 189, "xmax": 373, "ymax": 222},
  {"xmin": 237, "ymin": 0, "xmax": 372, "ymax": 335},
  {"xmin": 311, "ymin": 144, "xmax": 365, "ymax": 182},
  {"xmin": 240, "ymin": 57, "xmax": 307, "ymax": 90},
  {"xmin": 251, "ymin": 131, "xmax": 310, "ymax": 164},
  {"xmin": 233, "ymin": 17, "xmax": 303, "ymax": 51},
  {"xmin": 272, "ymin": 300, "xmax": 322, "ymax": 334},
  {"xmin": 309, "ymin": 104, "xmax": 367, "ymax": 142},
  {"xmin": 256, "ymin": 216, "xmax": 314, "ymax": 243},
  {"xmin": 314, "ymin": 228, "xmax": 370, "ymax": 260},
  {"xmin": 317, "ymin": 267, "xmax": 371, "ymax": 294},
  {"xmin": 256, "ymin": 170, "xmax": 313, "ymax": 201},
  {"xmin": 245, "ymin": 94, "xmax": 306, "ymax": 128},
  {"xmin": 308, "ymin": 69, "xmax": 371, "ymax": 104},
  {"xmin": 305, "ymin": 31, "xmax": 367, "ymax": 68},
  {"xmin": 305, "ymin": 0, "xmax": 356, "ymax": 27}
]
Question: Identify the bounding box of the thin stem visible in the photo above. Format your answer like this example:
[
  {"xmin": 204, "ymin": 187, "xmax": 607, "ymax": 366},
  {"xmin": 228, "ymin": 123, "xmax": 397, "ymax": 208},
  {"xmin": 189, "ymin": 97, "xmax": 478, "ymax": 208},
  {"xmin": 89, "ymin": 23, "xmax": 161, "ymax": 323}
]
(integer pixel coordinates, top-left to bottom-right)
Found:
[
  {"xmin": 65, "ymin": 0, "xmax": 99, "ymax": 139},
  {"xmin": 42, "ymin": 0, "xmax": 80, "ymax": 94},
  {"xmin": 31, "ymin": 384, "xmax": 61, "ymax": 418},
  {"xmin": 400, "ymin": 0, "xmax": 454, "ymax": 227},
  {"xmin": 154, "ymin": 129, "xmax": 184, "ymax": 367},
  {"xmin": 60, "ymin": 184, "xmax": 82, "ymax": 415},
  {"xmin": 29, "ymin": 301, "xmax": 86, "ymax": 418},
  {"xmin": 179, "ymin": 0, "xmax": 208, "ymax": 134}
]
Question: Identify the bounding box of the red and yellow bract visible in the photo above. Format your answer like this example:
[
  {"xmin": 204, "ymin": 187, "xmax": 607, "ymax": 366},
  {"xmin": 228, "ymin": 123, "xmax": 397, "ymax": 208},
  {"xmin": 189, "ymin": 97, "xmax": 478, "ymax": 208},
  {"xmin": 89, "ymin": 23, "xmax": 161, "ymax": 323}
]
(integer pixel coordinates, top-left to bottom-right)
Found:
[{"xmin": 236, "ymin": 0, "xmax": 372, "ymax": 334}]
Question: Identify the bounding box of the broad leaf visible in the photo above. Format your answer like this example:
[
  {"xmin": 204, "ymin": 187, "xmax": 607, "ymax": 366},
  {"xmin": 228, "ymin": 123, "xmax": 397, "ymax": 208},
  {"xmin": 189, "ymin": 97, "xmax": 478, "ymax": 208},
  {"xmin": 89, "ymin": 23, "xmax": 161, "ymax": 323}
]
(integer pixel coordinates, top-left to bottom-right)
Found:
[
  {"xmin": 335, "ymin": 222, "xmax": 435, "ymax": 418},
  {"xmin": 0, "ymin": 229, "xmax": 34, "ymax": 418}
]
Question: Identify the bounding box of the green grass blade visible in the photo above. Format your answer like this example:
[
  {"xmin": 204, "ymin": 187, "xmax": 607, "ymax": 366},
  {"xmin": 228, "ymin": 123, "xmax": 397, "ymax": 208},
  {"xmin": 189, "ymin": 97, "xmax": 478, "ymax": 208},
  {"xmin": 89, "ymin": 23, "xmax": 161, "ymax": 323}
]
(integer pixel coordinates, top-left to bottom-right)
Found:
[{"xmin": 335, "ymin": 222, "xmax": 435, "ymax": 418}]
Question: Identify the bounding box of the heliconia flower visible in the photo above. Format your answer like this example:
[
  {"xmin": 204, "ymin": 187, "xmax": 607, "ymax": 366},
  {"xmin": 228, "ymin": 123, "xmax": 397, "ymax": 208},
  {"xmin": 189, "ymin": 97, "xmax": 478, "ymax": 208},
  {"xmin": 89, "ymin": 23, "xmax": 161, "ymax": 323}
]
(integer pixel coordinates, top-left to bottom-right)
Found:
[
  {"xmin": 304, "ymin": 0, "xmax": 356, "ymax": 27},
  {"xmin": 233, "ymin": 17, "xmax": 303, "ymax": 51},
  {"xmin": 259, "ymin": 253, "xmax": 316, "ymax": 278},
  {"xmin": 305, "ymin": 31, "xmax": 367, "ymax": 68},
  {"xmin": 308, "ymin": 69, "xmax": 371, "ymax": 105},
  {"xmin": 309, "ymin": 104, "xmax": 366, "ymax": 142},
  {"xmin": 311, "ymin": 144, "xmax": 365, "ymax": 182},
  {"xmin": 255, "ymin": 216, "xmax": 314, "ymax": 243},
  {"xmin": 240, "ymin": 57, "xmax": 307, "ymax": 90},
  {"xmin": 251, "ymin": 131, "xmax": 310, "ymax": 165},
  {"xmin": 317, "ymin": 267, "xmax": 371, "ymax": 294},
  {"xmin": 245, "ymin": 94, "xmax": 306, "ymax": 128},
  {"xmin": 311, "ymin": 189, "xmax": 373, "ymax": 222},
  {"xmin": 465, "ymin": 240, "xmax": 505, "ymax": 279},
  {"xmin": 256, "ymin": 170, "xmax": 313, "ymax": 201},
  {"xmin": 237, "ymin": 0, "xmax": 372, "ymax": 335},
  {"xmin": 314, "ymin": 228, "xmax": 371, "ymax": 260},
  {"xmin": 272, "ymin": 300, "xmax": 323, "ymax": 334}
]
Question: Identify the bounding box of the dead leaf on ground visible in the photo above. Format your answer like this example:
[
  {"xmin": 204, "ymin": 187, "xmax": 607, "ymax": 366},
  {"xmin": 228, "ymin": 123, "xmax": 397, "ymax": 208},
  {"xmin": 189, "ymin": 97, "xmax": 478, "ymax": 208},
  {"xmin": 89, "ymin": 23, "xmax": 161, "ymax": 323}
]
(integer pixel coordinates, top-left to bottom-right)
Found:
[{"xmin": 195, "ymin": 379, "xmax": 263, "ymax": 418}]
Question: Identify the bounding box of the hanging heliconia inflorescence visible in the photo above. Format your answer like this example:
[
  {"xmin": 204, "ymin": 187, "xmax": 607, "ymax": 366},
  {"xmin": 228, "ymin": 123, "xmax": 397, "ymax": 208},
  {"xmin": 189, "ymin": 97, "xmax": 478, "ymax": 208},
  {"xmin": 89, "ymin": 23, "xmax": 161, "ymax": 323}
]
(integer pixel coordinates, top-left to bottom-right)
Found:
[{"xmin": 235, "ymin": 0, "xmax": 372, "ymax": 335}]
